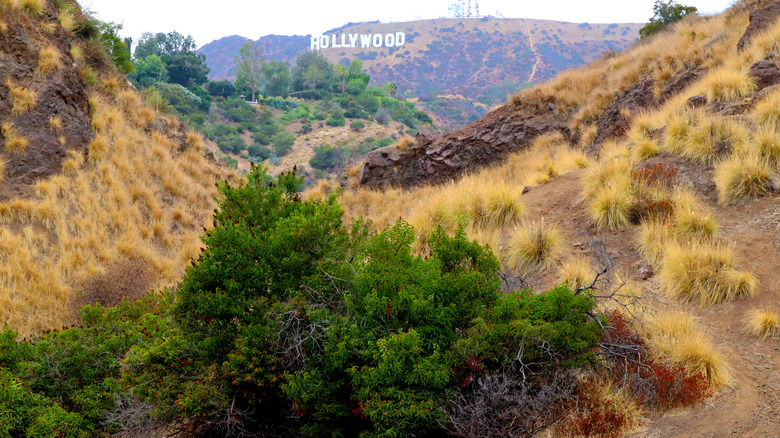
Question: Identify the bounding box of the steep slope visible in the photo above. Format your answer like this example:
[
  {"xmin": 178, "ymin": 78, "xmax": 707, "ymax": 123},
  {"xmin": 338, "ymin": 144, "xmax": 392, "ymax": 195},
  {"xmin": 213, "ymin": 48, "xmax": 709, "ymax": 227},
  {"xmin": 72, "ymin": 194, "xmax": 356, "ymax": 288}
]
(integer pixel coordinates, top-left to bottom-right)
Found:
[
  {"xmin": 0, "ymin": 0, "xmax": 229, "ymax": 337},
  {"xmin": 199, "ymin": 18, "xmax": 642, "ymax": 127},
  {"xmin": 336, "ymin": 0, "xmax": 780, "ymax": 435}
]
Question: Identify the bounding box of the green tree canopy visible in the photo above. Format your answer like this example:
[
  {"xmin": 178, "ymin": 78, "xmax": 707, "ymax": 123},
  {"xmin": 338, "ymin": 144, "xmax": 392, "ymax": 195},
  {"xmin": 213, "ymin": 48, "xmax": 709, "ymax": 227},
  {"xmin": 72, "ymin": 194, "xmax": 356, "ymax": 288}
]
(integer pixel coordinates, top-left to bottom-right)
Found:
[
  {"xmin": 234, "ymin": 41, "xmax": 264, "ymax": 102},
  {"xmin": 639, "ymin": 0, "xmax": 698, "ymax": 39},
  {"xmin": 291, "ymin": 52, "xmax": 336, "ymax": 95},
  {"xmin": 127, "ymin": 54, "xmax": 167, "ymax": 88},
  {"xmin": 262, "ymin": 61, "xmax": 291, "ymax": 98},
  {"xmin": 133, "ymin": 31, "xmax": 196, "ymax": 59}
]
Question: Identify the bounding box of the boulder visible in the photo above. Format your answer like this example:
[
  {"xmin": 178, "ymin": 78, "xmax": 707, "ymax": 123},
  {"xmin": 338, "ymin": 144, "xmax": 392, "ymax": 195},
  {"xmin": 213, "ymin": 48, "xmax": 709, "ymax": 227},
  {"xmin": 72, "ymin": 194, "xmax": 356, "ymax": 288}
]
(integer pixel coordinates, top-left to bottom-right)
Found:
[
  {"xmin": 737, "ymin": 0, "xmax": 780, "ymax": 52},
  {"xmin": 687, "ymin": 94, "xmax": 708, "ymax": 108},
  {"xmin": 748, "ymin": 59, "xmax": 780, "ymax": 89}
]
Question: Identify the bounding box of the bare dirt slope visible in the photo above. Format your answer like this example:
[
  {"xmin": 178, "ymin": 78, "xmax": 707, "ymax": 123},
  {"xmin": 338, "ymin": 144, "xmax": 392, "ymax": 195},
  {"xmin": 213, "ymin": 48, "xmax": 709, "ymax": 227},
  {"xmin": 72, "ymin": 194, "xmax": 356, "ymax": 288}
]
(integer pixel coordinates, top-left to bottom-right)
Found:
[{"xmin": 517, "ymin": 159, "xmax": 780, "ymax": 438}]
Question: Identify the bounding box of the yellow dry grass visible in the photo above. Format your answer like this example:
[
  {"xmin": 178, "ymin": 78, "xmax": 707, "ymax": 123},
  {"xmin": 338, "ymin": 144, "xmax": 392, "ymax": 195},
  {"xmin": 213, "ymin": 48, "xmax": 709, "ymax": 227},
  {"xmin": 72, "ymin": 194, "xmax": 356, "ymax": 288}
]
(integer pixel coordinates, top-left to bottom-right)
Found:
[
  {"xmin": 2, "ymin": 122, "xmax": 28, "ymax": 154},
  {"xmin": 0, "ymin": 94, "xmax": 225, "ymax": 338},
  {"xmin": 7, "ymin": 81, "xmax": 37, "ymax": 114},
  {"xmin": 49, "ymin": 115, "xmax": 62, "ymax": 131},
  {"xmin": 587, "ymin": 173, "xmax": 633, "ymax": 230},
  {"xmin": 18, "ymin": 0, "xmax": 42, "ymax": 15},
  {"xmin": 645, "ymin": 311, "xmax": 731, "ymax": 388},
  {"xmin": 746, "ymin": 308, "xmax": 779, "ymax": 337},
  {"xmin": 35, "ymin": 45, "xmax": 61, "ymax": 77},
  {"xmin": 703, "ymin": 69, "xmax": 756, "ymax": 102},
  {"xmin": 504, "ymin": 220, "xmax": 563, "ymax": 271},
  {"xmin": 660, "ymin": 241, "xmax": 758, "ymax": 306},
  {"xmin": 558, "ymin": 256, "xmax": 596, "ymax": 291},
  {"xmin": 714, "ymin": 154, "xmax": 775, "ymax": 203}
]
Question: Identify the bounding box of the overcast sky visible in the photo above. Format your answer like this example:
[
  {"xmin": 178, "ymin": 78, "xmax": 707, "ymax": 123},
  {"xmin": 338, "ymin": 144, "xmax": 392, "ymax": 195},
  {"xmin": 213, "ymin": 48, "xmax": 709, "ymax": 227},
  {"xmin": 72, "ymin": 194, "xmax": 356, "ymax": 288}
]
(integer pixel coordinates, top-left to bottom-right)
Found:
[{"xmin": 80, "ymin": 0, "xmax": 734, "ymax": 49}]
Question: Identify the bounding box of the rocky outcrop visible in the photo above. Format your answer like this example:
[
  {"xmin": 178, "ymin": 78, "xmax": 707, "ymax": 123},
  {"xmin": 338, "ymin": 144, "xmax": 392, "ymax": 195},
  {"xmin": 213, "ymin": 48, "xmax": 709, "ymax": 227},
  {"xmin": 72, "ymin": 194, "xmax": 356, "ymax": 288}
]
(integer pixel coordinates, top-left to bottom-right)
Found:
[
  {"xmin": 737, "ymin": 0, "xmax": 780, "ymax": 52},
  {"xmin": 748, "ymin": 60, "xmax": 780, "ymax": 89},
  {"xmin": 0, "ymin": 7, "xmax": 92, "ymax": 193},
  {"xmin": 593, "ymin": 78, "xmax": 656, "ymax": 146},
  {"xmin": 657, "ymin": 66, "xmax": 707, "ymax": 104},
  {"xmin": 359, "ymin": 105, "xmax": 569, "ymax": 189}
]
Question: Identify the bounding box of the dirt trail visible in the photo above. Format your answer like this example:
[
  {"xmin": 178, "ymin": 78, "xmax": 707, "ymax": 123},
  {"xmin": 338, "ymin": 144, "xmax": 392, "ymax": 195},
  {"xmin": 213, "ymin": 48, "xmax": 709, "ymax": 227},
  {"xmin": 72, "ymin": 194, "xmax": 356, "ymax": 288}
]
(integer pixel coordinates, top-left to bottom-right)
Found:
[
  {"xmin": 517, "ymin": 162, "xmax": 780, "ymax": 437},
  {"xmin": 522, "ymin": 19, "xmax": 543, "ymax": 83}
]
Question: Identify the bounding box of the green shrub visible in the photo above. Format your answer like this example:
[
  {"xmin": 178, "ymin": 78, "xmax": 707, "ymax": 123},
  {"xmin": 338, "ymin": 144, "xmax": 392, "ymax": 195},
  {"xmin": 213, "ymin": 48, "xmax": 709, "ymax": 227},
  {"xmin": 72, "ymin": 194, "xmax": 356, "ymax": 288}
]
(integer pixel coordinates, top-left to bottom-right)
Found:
[
  {"xmin": 350, "ymin": 120, "xmax": 365, "ymax": 131},
  {"xmin": 309, "ymin": 144, "xmax": 348, "ymax": 170},
  {"xmin": 272, "ymin": 131, "xmax": 296, "ymax": 155}
]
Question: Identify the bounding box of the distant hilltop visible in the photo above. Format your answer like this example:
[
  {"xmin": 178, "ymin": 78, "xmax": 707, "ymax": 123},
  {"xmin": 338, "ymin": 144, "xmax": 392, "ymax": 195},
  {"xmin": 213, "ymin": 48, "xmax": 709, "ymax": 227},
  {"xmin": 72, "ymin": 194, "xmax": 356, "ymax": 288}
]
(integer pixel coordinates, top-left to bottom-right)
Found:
[{"xmin": 199, "ymin": 17, "xmax": 642, "ymax": 127}]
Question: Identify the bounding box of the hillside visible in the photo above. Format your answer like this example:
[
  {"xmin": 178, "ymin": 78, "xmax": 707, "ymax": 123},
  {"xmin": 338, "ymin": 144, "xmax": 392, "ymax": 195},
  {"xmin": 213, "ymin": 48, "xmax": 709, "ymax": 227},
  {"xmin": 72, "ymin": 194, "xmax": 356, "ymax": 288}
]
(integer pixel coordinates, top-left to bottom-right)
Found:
[
  {"xmin": 0, "ymin": 0, "xmax": 228, "ymax": 337},
  {"xmin": 337, "ymin": 0, "xmax": 780, "ymax": 435},
  {"xmin": 199, "ymin": 17, "xmax": 643, "ymax": 127}
]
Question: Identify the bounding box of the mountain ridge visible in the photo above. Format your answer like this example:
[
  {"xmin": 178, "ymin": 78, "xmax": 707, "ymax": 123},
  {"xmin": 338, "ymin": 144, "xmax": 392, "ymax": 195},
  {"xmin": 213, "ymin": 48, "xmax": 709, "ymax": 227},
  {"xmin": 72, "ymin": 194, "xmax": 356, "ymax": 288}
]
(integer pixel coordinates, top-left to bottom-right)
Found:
[{"xmin": 199, "ymin": 17, "xmax": 643, "ymax": 127}]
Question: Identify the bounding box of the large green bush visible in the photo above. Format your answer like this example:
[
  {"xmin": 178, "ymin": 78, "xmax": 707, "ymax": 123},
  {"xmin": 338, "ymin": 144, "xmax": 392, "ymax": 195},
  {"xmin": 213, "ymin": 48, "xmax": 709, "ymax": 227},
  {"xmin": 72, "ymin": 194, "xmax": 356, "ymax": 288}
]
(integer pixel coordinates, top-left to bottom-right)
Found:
[{"xmin": 0, "ymin": 165, "xmax": 605, "ymax": 437}]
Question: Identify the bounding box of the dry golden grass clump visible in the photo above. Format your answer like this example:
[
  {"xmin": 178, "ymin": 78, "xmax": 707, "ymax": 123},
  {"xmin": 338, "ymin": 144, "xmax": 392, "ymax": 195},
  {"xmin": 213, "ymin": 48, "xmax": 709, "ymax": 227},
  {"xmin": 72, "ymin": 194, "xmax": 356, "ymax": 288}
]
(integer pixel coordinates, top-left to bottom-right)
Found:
[
  {"xmin": 35, "ymin": 45, "xmax": 61, "ymax": 77},
  {"xmin": 406, "ymin": 177, "xmax": 525, "ymax": 255},
  {"xmin": 660, "ymin": 241, "xmax": 758, "ymax": 306},
  {"xmin": 753, "ymin": 88, "xmax": 780, "ymax": 129},
  {"xmin": 645, "ymin": 311, "xmax": 731, "ymax": 388},
  {"xmin": 49, "ymin": 115, "xmax": 63, "ymax": 131},
  {"xmin": 714, "ymin": 154, "xmax": 775, "ymax": 203},
  {"xmin": 558, "ymin": 256, "xmax": 597, "ymax": 291},
  {"xmin": 7, "ymin": 81, "xmax": 37, "ymax": 114},
  {"xmin": 682, "ymin": 115, "xmax": 747, "ymax": 163},
  {"xmin": 395, "ymin": 136, "xmax": 417, "ymax": 151},
  {"xmin": 703, "ymin": 70, "xmax": 756, "ymax": 102},
  {"xmin": 504, "ymin": 220, "xmax": 563, "ymax": 271},
  {"xmin": 18, "ymin": 0, "xmax": 42, "ymax": 15},
  {"xmin": 630, "ymin": 138, "xmax": 661, "ymax": 162},
  {"xmin": 746, "ymin": 126, "xmax": 780, "ymax": 167},
  {"xmin": 673, "ymin": 191, "xmax": 718, "ymax": 240},
  {"xmin": 58, "ymin": 9, "xmax": 75, "ymax": 31},
  {"xmin": 0, "ymin": 157, "xmax": 5, "ymax": 182},
  {"xmin": 746, "ymin": 308, "xmax": 779, "ymax": 337},
  {"xmin": 1, "ymin": 122, "xmax": 28, "ymax": 154},
  {"xmin": 587, "ymin": 174, "xmax": 634, "ymax": 230}
]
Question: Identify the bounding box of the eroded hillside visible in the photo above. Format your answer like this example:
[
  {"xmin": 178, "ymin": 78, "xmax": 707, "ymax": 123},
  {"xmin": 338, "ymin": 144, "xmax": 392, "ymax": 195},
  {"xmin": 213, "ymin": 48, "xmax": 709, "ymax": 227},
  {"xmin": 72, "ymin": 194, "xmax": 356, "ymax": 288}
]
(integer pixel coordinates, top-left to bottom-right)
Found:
[{"xmin": 0, "ymin": 0, "xmax": 230, "ymax": 337}]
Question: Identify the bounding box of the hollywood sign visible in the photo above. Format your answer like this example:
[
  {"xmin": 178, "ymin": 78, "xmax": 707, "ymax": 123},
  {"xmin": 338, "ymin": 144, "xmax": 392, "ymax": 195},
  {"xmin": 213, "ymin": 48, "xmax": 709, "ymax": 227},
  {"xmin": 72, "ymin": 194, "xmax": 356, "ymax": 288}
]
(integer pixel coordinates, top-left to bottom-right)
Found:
[{"xmin": 310, "ymin": 32, "xmax": 406, "ymax": 51}]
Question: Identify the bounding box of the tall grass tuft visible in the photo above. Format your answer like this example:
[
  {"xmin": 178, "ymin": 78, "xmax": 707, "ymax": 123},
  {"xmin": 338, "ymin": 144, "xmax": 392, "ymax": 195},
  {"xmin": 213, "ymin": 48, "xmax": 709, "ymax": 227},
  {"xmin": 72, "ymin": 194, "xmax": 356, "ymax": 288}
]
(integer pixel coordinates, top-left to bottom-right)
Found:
[
  {"xmin": 660, "ymin": 241, "xmax": 758, "ymax": 306},
  {"xmin": 704, "ymin": 70, "xmax": 756, "ymax": 102},
  {"xmin": 746, "ymin": 309, "xmax": 779, "ymax": 337},
  {"xmin": 646, "ymin": 311, "xmax": 731, "ymax": 388},
  {"xmin": 505, "ymin": 221, "xmax": 563, "ymax": 271},
  {"xmin": 714, "ymin": 154, "xmax": 774, "ymax": 203}
]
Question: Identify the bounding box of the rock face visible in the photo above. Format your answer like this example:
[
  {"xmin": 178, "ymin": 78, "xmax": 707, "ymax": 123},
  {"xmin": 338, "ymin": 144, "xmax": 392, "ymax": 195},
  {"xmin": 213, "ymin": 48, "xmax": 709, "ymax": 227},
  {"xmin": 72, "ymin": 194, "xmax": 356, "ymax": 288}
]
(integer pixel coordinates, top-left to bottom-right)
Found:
[
  {"xmin": 0, "ymin": 7, "xmax": 92, "ymax": 194},
  {"xmin": 737, "ymin": 0, "xmax": 780, "ymax": 52},
  {"xmin": 359, "ymin": 105, "xmax": 569, "ymax": 189},
  {"xmin": 593, "ymin": 78, "xmax": 656, "ymax": 146},
  {"xmin": 748, "ymin": 60, "xmax": 780, "ymax": 89}
]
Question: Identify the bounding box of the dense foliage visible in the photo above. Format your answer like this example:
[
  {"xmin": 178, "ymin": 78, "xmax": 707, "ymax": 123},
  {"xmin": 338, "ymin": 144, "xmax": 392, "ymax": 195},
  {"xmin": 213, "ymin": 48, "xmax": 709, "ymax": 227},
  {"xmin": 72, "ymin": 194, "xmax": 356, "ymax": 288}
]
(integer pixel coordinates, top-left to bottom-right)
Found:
[
  {"xmin": 0, "ymin": 165, "xmax": 607, "ymax": 436},
  {"xmin": 639, "ymin": 0, "xmax": 698, "ymax": 39}
]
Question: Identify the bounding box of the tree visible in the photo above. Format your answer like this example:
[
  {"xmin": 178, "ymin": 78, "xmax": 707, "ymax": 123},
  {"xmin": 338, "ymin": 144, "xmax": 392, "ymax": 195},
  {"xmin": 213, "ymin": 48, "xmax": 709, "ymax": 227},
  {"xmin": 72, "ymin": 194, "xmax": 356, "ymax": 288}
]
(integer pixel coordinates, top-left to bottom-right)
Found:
[
  {"xmin": 97, "ymin": 22, "xmax": 135, "ymax": 74},
  {"xmin": 639, "ymin": 0, "xmax": 697, "ymax": 39},
  {"xmin": 291, "ymin": 52, "xmax": 335, "ymax": 96},
  {"xmin": 207, "ymin": 80, "xmax": 235, "ymax": 98},
  {"xmin": 262, "ymin": 61, "xmax": 291, "ymax": 98},
  {"xmin": 128, "ymin": 54, "xmax": 167, "ymax": 88},
  {"xmin": 133, "ymin": 31, "xmax": 196, "ymax": 59},
  {"xmin": 234, "ymin": 41, "xmax": 264, "ymax": 102},
  {"xmin": 163, "ymin": 52, "xmax": 210, "ymax": 87}
]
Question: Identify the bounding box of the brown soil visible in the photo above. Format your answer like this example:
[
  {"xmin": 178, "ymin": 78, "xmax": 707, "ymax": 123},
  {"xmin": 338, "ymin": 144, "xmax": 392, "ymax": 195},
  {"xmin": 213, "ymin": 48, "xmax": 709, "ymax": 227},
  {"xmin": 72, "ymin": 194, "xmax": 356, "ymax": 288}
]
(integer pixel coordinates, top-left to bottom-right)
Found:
[{"xmin": 517, "ymin": 158, "xmax": 780, "ymax": 437}]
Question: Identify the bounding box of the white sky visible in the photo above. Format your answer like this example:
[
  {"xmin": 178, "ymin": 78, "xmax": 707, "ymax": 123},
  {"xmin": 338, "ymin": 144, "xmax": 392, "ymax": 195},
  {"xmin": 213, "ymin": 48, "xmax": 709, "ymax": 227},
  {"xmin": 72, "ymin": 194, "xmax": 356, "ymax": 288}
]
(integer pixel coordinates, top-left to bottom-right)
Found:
[{"xmin": 80, "ymin": 0, "xmax": 734, "ymax": 49}]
